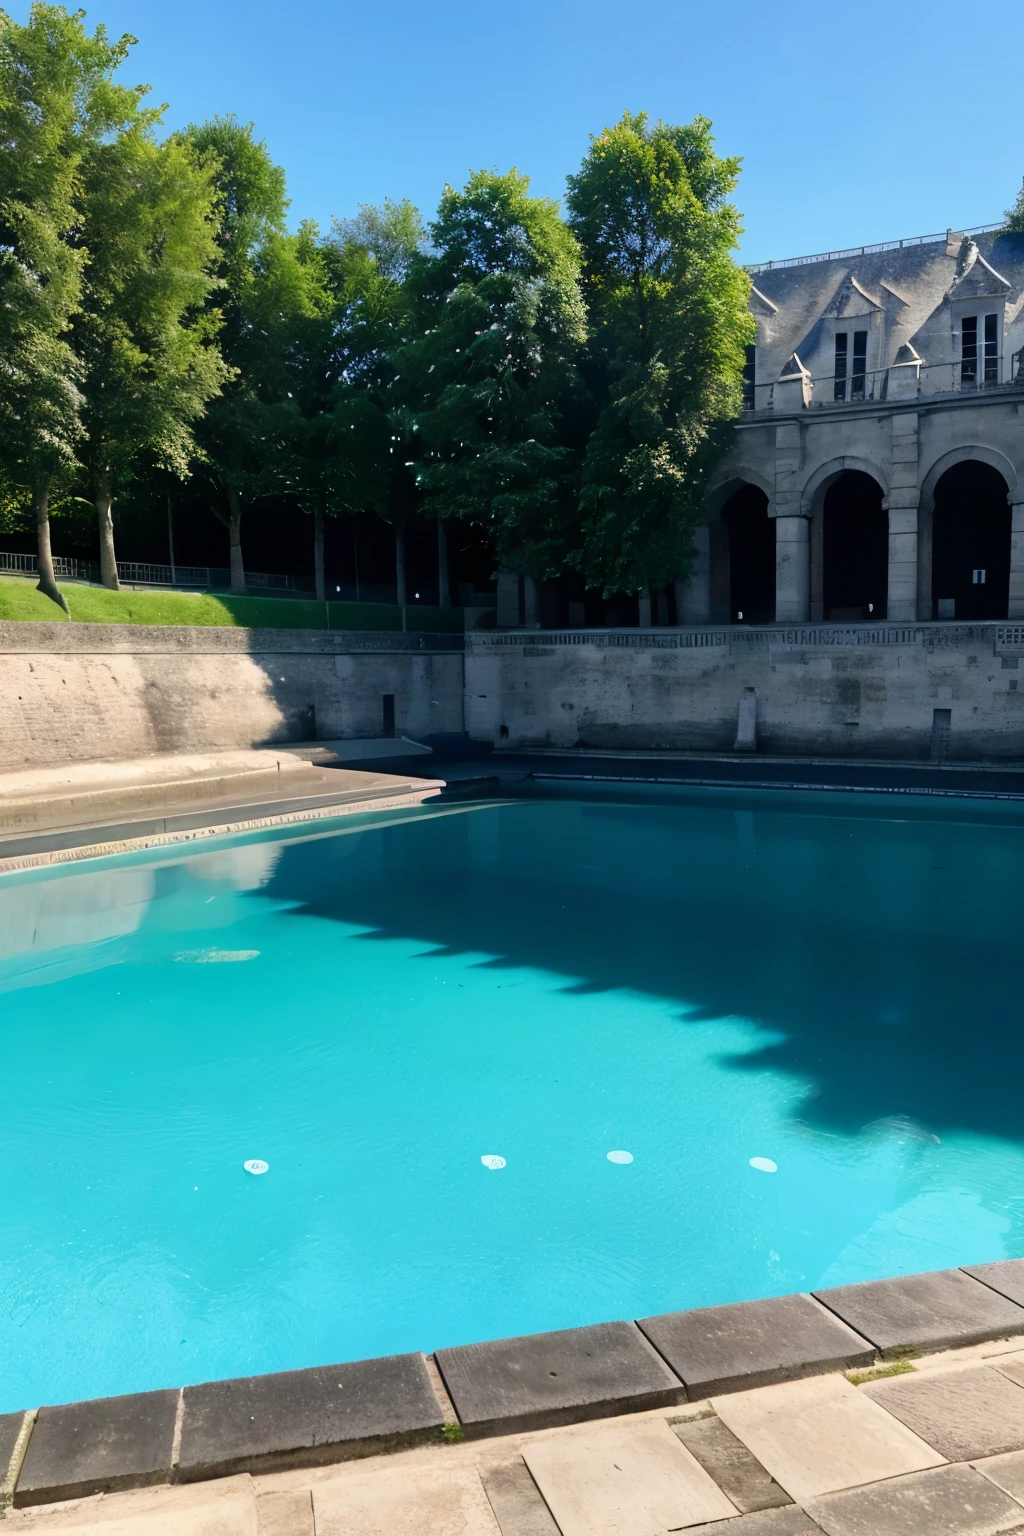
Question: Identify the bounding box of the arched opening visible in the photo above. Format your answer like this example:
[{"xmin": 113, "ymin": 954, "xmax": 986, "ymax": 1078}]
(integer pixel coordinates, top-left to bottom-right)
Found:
[
  {"xmin": 723, "ymin": 485, "xmax": 774, "ymax": 623},
  {"xmin": 932, "ymin": 461, "xmax": 1010, "ymax": 620},
  {"xmin": 822, "ymin": 471, "xmax": 887, "ymax": 620}
]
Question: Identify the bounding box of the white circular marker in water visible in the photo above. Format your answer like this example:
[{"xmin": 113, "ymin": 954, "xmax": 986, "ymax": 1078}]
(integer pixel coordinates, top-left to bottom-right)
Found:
[
  {"xmin": 244, "ymin": 1159, "xmax": 269, "ymax": 1176},
  {"xmin": 749, "ymin": 1157, "xmax": 777, "ymax": 1173},
  {"xmin": 607, "ymin": 1150, "xmax": 634, "ymax": 1164},
  {"xmin": 480, "ymin": 1155, "xmax": 506, "ymax": 1170}
]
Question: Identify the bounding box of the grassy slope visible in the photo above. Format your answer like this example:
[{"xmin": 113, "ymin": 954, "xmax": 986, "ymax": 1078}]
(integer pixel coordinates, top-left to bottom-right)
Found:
[{"xmin": 0, "ymin": 578, "xmax": 462, "ymax": 631}]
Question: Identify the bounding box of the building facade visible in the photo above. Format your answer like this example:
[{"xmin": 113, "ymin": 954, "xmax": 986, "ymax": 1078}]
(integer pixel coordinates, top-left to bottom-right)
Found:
[{"xmin": 678, "ymin": 227, "xmax": 1024, "ymax": 627}]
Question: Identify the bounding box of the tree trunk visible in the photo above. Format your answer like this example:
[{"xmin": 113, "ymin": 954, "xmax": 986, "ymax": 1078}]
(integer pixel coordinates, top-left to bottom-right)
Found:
[
  {"xmin": 34, "ymin": 478, "xmax": 70, "ymax": 616},
  {"xmin": 437, "ymin": 518, "xmax": 450, "ymax": 607},
  {"xmin": 96, "ymin": 467, "xmax": 120, "ymax": 590},
  {"xmin": 226, "ymin": 486, "xmax": 246, "ymax": 595},
  {"xmin": 395, "ymin": 522, "xmax": 407, "ymax": 608},
  {"xmin": 314, "ymin": 505, "xmax": 326, "ymax": 603}
]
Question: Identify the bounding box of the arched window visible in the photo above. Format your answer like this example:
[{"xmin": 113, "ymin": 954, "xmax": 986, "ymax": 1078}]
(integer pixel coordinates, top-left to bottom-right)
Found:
[{"xmin": 722, "ymin": 485, "xmax": 774, "ymax": 623}]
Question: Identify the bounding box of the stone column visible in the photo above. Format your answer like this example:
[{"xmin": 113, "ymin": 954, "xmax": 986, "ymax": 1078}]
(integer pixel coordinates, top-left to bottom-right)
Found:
[
  {"xmin": 522, "ymin": 576, "xmax": 540, "ymax": 629},
  {"xmin": 773, "ymin": 420, "xmax": 806, "ymax": 622},
  {"xmin": 775, "ymin": 515, "xmax": 810, "ymax": 622},
  {"xmin": 637, "ymin": 587, "xmax": 652, "ymax": 627},
  {"xmin": 674, "ymin": 525, "xmax": 711, "ymax": 624},
  {"xmin": 887, "ymin": 413, "xmax": 919, "ymax": 620},
  {"xmin": 496, "ymin": 571, "xmax": 520, "ymax": 628},
  {"xmin": 1009, "ymin": 498, "xmax": 1024, "ymax": 619}
]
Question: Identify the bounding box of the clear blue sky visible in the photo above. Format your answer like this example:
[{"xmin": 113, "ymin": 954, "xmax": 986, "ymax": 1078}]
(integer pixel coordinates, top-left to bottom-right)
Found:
[{"xmin": 19, "ymin": 0, "xmax": 1023, "ymax": 264}]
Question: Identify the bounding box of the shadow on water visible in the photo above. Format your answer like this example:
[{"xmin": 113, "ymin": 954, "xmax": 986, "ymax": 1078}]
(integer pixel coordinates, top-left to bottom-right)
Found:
[{"xmin": 261, "ymin": 787, "xmax": 1024, "ymax": 1149}]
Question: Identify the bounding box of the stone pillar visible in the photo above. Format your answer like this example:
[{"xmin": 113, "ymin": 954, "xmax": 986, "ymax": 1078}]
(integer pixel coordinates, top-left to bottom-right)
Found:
[
  {"xmin": 1009, "ymin": 498, "xmax": 1024, "ymax": 619},
  {"xmin": 637, "ymin": 587, "xmax": 652, "ymax": 627},
  {"xmin": 522, "ymin": 576, "xmax": 540, "ymax": 629},
  {"xmin": 773, "ymin": 419, "xmax": 806, "ymax": 622},
  {"xmin": 887, "ymin": 413, "xmax": 919, "ymax": 620},
  {"xmin": 496, "ymin": 571, "xmax": 520, "ymax": 628},
  {"xmin": 775, "ymin": 515, "xmax": 810, "ymax": 622},
  {"xmin": 674, "ymin": 525, "xmax": 711, "ymax": 625}
]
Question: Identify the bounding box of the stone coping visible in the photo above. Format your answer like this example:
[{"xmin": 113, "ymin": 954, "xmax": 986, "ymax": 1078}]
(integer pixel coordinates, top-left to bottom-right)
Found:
[{"xmin": 7, "ymin": 1261, "xmax": 1024, "ymax": 1509}]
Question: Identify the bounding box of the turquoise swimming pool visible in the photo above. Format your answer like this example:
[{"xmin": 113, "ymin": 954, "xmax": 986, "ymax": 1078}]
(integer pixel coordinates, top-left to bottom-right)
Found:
[{"xmin": 1, "ymin": 786, "xmax": 1023, "ymax": 1411}]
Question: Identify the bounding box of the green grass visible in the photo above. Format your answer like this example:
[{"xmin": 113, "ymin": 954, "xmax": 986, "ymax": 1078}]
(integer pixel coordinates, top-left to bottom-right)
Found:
[
  {"xmin": 845, "ymin": 1359, "xmax": 916, "ymax": 1386},
  {"xmin": 0, "ymin": 577, "xmax": 464, "ymax": 631}
]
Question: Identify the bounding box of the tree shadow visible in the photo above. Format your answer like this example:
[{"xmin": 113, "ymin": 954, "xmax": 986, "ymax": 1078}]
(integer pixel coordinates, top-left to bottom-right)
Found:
[{"xmin": 261, "ymin": 789, "xmax": 1024, "ymax": 1148}]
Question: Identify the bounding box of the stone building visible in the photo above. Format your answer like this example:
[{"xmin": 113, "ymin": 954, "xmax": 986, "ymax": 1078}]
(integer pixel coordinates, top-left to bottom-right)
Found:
[{"xmin": 679, "ymin": 226, "xmax": 1024, "ymax": 626}]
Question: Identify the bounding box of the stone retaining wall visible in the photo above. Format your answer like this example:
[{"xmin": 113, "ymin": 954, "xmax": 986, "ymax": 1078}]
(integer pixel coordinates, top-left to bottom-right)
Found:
[
  {"xmin": 465, "ymin": 622, "xmax": 1024, "ymax": 760},
  {"xmin": 0, "ymin": 624, "xmax": 465, "ymax": 772},
  {"xmin": 5, "ymin": 620, "xmax": 1024, "ymax": 770}
]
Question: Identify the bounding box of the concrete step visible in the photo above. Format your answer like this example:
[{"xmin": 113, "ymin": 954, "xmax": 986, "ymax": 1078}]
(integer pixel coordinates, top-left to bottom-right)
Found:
[{"xmin": 0, "ymin": 750, "xmax": 336, "ymax": 835}]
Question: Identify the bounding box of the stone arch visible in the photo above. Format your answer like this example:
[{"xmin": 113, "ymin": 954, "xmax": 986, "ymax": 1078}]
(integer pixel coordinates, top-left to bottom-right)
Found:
[
  {"xmin": 919, "ymin": 444, "xmax": 1018, "ymax": 506},
  {"xmin": 798, "ymin": 459, "xmax": 889, "ymax": 622},
  {"xmin": 706, "ymin": 469, "xmax": 775, "ymax": 521},
  {"xmin": 918, "ymin": 446, "xmax": 1018, "ymax": 620},
  {"xmin": 799, "ymin": 456, "xmax": 890, "ymax": 515}
]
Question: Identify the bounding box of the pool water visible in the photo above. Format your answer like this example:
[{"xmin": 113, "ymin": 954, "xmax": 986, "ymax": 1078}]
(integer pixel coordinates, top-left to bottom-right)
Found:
[{"xmin": 2, "ymin": 786, "xmax": 1024, "ymax": 1411}]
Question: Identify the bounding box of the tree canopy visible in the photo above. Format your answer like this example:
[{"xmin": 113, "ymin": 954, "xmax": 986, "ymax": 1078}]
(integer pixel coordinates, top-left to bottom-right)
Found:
[{"xmin": 0, "ymin": 5, "xmax": 766, "ymax": 617}]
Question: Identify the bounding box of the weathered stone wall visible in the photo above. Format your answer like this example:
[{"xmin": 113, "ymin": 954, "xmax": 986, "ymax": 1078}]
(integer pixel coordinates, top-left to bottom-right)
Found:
[
  {"xmin": 0, "ymin": 624, "xmax": 465, "ymax": 771},
  {"xmin": 5, "ymin": 620, "xmax": 1024, "ymax": 770},
  {"xmin": 464, "ymin": 623, "xmax": 1024, "ymax": 761}
]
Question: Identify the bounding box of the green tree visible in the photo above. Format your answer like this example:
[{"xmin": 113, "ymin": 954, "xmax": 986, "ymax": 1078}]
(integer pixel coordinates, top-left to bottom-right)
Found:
[
  {"xmin": 277, "ymin": 223, "xmax": 390, "ymax": 600},
  {"xmin": 400, "ymin": 169, "xmax": 587, "ymax": 585},
  {"xmin": 75, "ymin": 116, "xmax": 228, "ymax": 589},
  {"xmin": 566, "ymin": 111, "xmax": 753, "ymax": 595},
  {"xmin": 1006, "ymin": 180, "xmax": 1024, "ymax": 234},
  {"xmin": 329, "ymin": 199, "xmax": 429, "ymax": 603},
  {"xmin": 176, "ymin": 117, "xmax": 311, "ymax": 593},
  {"xmin": 0, "ymin": 4, "xmax": 137, "ymax": 613}
]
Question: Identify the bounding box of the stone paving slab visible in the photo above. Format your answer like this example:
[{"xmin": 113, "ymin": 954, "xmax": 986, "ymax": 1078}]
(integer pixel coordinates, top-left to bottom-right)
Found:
[
  {"xmin": 639, "ymin": 1293, "xmax": 874, "ymax": 1397},
  {"xmin": 803, "ymin": 1462, "xmax": 1024, "ymax": 1536},
  {"xmin": 814, "ymin": 1270, "xmax": 1024, "ymax": 1357},
  {"xmin": 177, "ymin": 1353, "xmax": 443, "ymax": 1482},
  {"xmin": 478, "ymin": 1458, "xmax": 560, "ymax": 1536},
  {"xmin": 973, "ymin": 1447, "xmax": 1024, "ymax": 1502},
  {"xmin": 435, "ymin": 1322, "xmax": 683, "ymax": 1436},
  {"xmin": 865, "ymin": 1365, "xmax": 1024, "ymax": 1461},
  {"xmin": 671, "ymin": 1413, "xmax": 793, "ymax": 1511},
  {"xmin": 963, "ymin": 1261, "xmax": 1024, "ymax": 1308},
  {"xmin": 312, "ymin": 1463, "xmax": 500, "ymax": 1536},
  {"xmin": 521, "ymin": 1418, "xmax": 738, "ymax": 1536},
  {"xmin": 712, "ymin": 1374, "xmax": 946, "ymax": 1503},
  {"xmin": 994, "ymin": 1355, "xmax": 1024, "ymax": 1392},
  {"xmin": 253, "ymin": 1488, "xmax": 314, "ymax": 1535},
  {"xmin": 14, "ymin": 1390, "xmax": 179, "ymax": 1508},
  {"xmin": 7, "ymin": 1474, "xmax": 257, "ymax": 1534},
  {"xmin": 685, "ymin": 1510, "xmax": 825, "ymax": 1536},
  {"xmin": 1, "ymin": 1410, "xmax": 30, "ymax": 1492}
]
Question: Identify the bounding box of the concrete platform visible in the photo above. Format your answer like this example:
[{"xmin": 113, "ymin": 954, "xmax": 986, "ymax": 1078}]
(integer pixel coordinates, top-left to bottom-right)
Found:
[
  {"xmin": 0, "ymin": 748, "xmax": 446, "ymax": 871},
  {"xmin": 14, "ymin": 1390, "xmax": 179, "ymax": 1507}
]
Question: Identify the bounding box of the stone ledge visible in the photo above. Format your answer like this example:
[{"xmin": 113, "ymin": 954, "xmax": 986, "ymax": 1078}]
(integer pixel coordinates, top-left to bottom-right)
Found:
[
  {"xmin": 638, "ymin": 1293, "xmax": 874, "ymax": 1397},
  {"xmin": 435, "ymin": 1321, "xmax": 684, "ymax": 1437},
  {"xmin": 12, "ymin": 1263, "xmax": 1024, "ymax": 1508},
  {"xmin": 813, "ymin": 1267, "xmax": 1024, "ymax": 1356},
  {"xmin": 13, "ymin": 1389, "xmax": 179, "ymax": 1508},
  {"xmin": 175, "ymin": 1353, "xmax": 444, "ymax": 1483}
]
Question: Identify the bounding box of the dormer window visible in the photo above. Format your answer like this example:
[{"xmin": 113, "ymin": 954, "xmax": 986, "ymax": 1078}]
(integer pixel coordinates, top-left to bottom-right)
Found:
[
  {"xmin": 834, "ymin": 330, "xmax": 867, "ymax": 401},
  {"xmin": 961, "ymin": 313, "xmax": 999, "ymax": 387},
  {"xmin": 742, "ymin": 345, "xmax": 755, "ymax": 409}
]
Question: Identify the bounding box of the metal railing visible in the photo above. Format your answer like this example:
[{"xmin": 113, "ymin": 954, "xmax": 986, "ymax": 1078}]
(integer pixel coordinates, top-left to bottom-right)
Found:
[
  {"xmin": 740, "ymin": 353, "xmax": 1024, "ymax": 415},
  {"xmin": 0, "ymin": 552, "xmax": 315, "ymax": 593},
  {"xmin": 745, "ymin": 222, "xmax": 1006, "ymax": 275}
]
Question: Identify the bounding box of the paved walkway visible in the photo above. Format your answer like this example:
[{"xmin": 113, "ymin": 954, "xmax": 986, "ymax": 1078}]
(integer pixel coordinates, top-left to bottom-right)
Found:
[{"xmin": 10, "ymin": 1337, "xmax": 1024, "ymax": 1535}]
